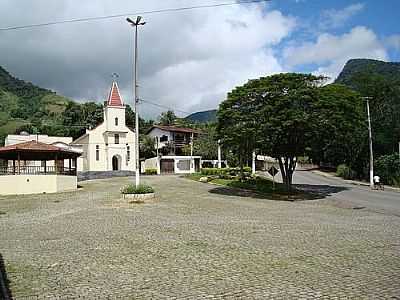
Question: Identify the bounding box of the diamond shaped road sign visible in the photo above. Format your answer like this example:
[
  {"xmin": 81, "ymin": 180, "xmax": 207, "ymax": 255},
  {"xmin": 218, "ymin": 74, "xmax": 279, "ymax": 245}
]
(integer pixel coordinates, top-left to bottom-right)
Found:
[{"xmin": 268, "ymin": 166, "xmax": 279, "ymax": 177}]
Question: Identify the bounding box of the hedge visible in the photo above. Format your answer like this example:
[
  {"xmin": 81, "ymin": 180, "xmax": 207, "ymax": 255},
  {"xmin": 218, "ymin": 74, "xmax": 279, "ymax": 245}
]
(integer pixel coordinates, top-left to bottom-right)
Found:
[
  {"xmin": 336, "ymin": 164, "xmax": 357, "ymax": 180},
  {"xmin": 120, "ymin": 184, "xmax": 154, "ymax": 194},
  {"xmin": 144, "ymin": 168, "xmax": 158, "ymax": 175},
  {"xmin": 201, "ymin": 167, "xmax": 251, "ymax": 177},
  {"xmin": 375, "ymin": 154, "xmax": 400, "ymax": 186}
]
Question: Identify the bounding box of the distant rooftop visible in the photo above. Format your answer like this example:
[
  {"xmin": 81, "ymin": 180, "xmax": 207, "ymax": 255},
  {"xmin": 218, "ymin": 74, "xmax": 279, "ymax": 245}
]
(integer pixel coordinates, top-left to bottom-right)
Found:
[{"xmin": 148, "ymin": 125, "xmax": 202, "ymax": 134}]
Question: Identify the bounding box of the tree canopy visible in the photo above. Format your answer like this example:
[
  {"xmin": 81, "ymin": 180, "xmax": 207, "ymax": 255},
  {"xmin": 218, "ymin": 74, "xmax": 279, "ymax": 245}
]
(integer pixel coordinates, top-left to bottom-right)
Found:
[{"xmin": 217, "ymin": 73, "xmax": 366, "ymax": 190}]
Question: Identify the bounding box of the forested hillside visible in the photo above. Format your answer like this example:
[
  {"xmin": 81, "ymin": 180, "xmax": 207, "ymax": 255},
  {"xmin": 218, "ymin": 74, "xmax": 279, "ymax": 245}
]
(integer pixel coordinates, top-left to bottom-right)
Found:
[
  {"xmin": 185, "ymin": 109, "xmax": 216, "ymax": 123},
  {"xmin": 0, "ymin": 66, "xmax": 152, "ymax": 145},
  {"xmin": 335, "ymin": 59, "xmax": 400, "ymax": 156}
]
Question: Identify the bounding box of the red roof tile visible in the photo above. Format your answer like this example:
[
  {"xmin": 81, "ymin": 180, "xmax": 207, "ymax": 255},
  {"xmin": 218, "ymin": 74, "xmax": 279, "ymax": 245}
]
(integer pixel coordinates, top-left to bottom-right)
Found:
[
  {"xmin": 107, "ymin": 81, "xmax": 124, "ymax": 107},
  {"xmin": 0, "ymin": 140, "xmax": 77, "ymax": 154}
]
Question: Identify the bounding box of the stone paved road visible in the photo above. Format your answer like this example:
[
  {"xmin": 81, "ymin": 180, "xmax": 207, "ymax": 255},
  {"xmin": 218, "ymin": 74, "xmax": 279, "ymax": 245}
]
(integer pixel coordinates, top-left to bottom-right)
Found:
[{"xmin": 0, "ymin": 176, "xmax": 399, "ymax": 299}]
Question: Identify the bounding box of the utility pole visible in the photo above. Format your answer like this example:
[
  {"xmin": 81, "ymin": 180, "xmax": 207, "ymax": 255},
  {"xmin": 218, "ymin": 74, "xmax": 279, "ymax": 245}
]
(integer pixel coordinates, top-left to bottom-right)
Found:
[
  {"xmin": 217, "ymin": 140, "xmax": 222, "ymax": 169},
  {"xmin": 190, "ymin": 132, "xmax": 194, "ymax": 173},
  {"xmin": 365, "ymin": 97, "xmax": 374, "ymax": 189},
  {"xmin": 127, "ymin": 16, "xmax": 146, "ymax": 187},
  {"xmin": 252, "ymin": 151, "xmax": 256, "ymax": 175}
]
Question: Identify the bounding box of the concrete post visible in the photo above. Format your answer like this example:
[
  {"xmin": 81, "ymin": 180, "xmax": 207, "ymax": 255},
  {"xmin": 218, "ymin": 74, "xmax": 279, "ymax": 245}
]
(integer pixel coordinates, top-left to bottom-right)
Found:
[
  {"xmin": 252, "ymin": 151, "xmax": 256, "ymax": 175},
  {"xmin": 218, "ymin": 140, "xmax": 222, "ymax": 169}
]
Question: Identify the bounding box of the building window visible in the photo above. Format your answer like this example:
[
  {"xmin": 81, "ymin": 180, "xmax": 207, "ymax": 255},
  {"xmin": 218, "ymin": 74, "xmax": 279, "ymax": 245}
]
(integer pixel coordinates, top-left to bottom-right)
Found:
[
  {"xmin": 127, "ymin": 146, "xmax": 130, "ymax": 164},
  {"xmin": 115, "ymin": 117, "xmax": 118, "ymax": 126},
  {"xmin": 96, "ymin": 145, "xmax": 100, "ymax": 161},
  {"xmin": 160, "ymin": 135, "xmax": 168, "ymax": 142},
  {"xmin": 115, "ymin": 134, "xmax": 119, "ymax": 144}
]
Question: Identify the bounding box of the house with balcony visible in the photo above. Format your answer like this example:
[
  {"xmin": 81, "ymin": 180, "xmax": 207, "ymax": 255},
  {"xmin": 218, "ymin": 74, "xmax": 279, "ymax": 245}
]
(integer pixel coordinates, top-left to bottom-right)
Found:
[
  {"xmin": 146, "ymin": 125, "xmax": 201, "ymax": 156},
  {"xmin": 145, "ymin": 125, "xmax": 202, "ymax": 174}
]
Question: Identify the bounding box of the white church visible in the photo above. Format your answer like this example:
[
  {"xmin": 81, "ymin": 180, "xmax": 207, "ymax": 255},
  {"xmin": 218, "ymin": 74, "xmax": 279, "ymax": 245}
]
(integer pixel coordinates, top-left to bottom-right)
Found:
[{"xmin": 71, "ymin": 80, "xmax": 136, "ymax": 172}]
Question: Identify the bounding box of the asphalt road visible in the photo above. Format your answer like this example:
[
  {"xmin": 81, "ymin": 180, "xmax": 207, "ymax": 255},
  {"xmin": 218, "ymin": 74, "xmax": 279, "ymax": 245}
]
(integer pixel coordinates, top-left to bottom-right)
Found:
[{"xmin": 270, "ymin": 169, "xmax": 400, "ymax": 216}]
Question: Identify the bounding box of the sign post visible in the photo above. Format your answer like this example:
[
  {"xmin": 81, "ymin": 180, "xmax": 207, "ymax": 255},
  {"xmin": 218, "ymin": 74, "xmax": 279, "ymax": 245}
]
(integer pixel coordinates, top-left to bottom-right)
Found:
[{"xmin": 268, "ymin": 166, "xmax": 279, "ymax": 191}]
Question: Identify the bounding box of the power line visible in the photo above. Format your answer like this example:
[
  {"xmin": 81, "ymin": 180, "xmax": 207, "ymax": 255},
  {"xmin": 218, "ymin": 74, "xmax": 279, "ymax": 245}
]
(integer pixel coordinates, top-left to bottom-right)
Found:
[
  {"xmin": 140, "ymin": 98, "xmax": 192, "ymax": 116},
  {"xmin": 0, "ymin": 0, "xmax": 269, "ymax": 31}
]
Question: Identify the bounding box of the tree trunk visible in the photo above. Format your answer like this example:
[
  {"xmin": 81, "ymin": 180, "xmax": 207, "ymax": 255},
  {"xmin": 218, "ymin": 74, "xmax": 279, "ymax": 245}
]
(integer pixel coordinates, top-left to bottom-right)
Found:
[
  {"xmin": 278, "ymin": 156, "xmax": 297, "ymax": 192},
  {"xmin": 239, "ymin": 149, "xmax": 244, "ymax": 181}
]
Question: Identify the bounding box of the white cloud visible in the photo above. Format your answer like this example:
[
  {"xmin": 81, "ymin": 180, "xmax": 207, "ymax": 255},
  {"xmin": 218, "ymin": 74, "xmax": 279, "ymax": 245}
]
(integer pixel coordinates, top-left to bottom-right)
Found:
[
  {"xmin": 386, "ymin": 34, "xmax": 400, "ymax": 50},
  {"xmin": 0, "ymin": 0, "xmax": 296, "ymax": 117},
  {"xmin": 283, "ymin": 26, "xmax": 388, "ymax": 80},
  {"xmin": 320, "ymin": 3, "xmax": 365, "ymax": 29}
]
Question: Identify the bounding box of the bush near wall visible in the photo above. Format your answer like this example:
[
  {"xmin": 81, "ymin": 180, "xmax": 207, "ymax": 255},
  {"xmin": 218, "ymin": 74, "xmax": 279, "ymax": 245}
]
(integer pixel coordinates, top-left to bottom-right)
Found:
[
  {"xmin": 201, "ymin": 167, "xmax": 251, "ymax": 177},
  {"xmin": 336, "ymin": 164, "xmax": 357, "ymax": 180},
  {"xmin": 144, "ymin": 168, "xmax": 158, "ymax": 175},
  {"xmin": 375, "ymin": 154, "xmax": 400, "ymax": 186}
]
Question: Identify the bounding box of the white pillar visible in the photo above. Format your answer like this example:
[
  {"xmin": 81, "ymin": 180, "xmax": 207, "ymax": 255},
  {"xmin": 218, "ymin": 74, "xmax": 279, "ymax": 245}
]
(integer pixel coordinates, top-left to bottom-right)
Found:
[
  {"xmin": 218, "ymin": 140, "xmax": 222, "ymax": 169},
  {"xmin": 252, "ymin": 151, "xmax": 256, "ymax": 175}
]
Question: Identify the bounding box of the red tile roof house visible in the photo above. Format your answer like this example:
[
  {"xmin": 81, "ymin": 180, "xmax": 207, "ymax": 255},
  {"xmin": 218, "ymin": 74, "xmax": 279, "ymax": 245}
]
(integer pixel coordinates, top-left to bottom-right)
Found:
[
  {"xmin": 145, "ymin": 125, "xmax": 202, "ymax": 174},
  {"xmin": 0, "ymin": 140, "xmax": 81, "ymax": 195}
]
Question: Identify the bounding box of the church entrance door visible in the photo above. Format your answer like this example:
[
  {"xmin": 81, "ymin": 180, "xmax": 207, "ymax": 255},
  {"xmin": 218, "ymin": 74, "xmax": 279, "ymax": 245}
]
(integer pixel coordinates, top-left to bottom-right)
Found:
[{"xmin": 112, "ymin": 155, "xmax": 119, "ymax": 171}]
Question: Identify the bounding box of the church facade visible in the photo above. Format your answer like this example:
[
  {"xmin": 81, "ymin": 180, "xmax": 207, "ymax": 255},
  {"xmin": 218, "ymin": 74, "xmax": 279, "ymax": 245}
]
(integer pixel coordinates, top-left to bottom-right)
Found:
[{"xmin": 71, "ymin": 81, "xmax": 136, "ymax": 172}]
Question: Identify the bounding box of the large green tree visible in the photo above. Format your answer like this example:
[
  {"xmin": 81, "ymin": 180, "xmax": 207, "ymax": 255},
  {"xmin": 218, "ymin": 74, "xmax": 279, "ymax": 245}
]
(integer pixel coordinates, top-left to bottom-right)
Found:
[
  {"xmin": 217, "ymin": 73, "xmax": 365, "ymax": 191},
  {"xmin": 158, "ymin": 110, "xmax": 177, "ymax": 126},
  {"xmin": 217, "ymin": 80, "xmax": 261, "ymax": 178}
]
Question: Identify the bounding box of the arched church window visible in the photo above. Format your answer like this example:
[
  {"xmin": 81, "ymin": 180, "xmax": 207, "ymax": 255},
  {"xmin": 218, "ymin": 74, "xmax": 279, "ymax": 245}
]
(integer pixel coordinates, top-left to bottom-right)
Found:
[
  {"xmin": 115, "ymin": 134, "xmax": 120, "ymax": 144},
  {"xmin": 115, "ymin": 117, "xmax": 118, "ymax": 126}
]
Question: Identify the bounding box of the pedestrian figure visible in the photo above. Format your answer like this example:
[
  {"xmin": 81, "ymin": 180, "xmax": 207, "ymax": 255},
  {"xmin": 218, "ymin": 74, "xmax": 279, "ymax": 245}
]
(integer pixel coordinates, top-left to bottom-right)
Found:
[{"xmin": 373, "ymin": 175, "xmax": 384, "ymax": 190}]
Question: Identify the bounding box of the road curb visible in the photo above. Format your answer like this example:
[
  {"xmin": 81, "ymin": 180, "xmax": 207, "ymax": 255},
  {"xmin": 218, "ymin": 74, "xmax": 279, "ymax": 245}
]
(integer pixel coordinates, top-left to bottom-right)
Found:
[{"xmin": 311, "ymin": 170, "xmax": 400, "ymax": 193}]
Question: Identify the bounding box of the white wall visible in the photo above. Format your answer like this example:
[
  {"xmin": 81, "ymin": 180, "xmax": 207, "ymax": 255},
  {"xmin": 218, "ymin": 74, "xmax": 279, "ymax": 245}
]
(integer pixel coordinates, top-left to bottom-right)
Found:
[
  {"xmin": 0, "ymin": 175, "xmax": 77, "ymax": 195},
  {"xmin": 147, "ymin": 128, "xmax": 172, "ymax": 149}
]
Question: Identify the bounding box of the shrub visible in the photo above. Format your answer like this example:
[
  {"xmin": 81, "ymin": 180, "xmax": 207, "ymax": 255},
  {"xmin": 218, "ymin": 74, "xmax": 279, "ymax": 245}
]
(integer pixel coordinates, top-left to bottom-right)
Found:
[
  {"xmin": 144, "ymin": 168, "xmax": 158, "ymax": 175},
  {"xmin": 375, "ymin": 154, "xmax": 400, "ymax": 186},
  {"xmin": 201, "ymin": 167, "xmax": 251, "ymax": 177},
  {"xmin": 336, "ymin": 164, "xmax": 357, "ymax": 180},
  {"xmin": 120, "ymin": 184, "xmax": 154, "ymax": 194}
]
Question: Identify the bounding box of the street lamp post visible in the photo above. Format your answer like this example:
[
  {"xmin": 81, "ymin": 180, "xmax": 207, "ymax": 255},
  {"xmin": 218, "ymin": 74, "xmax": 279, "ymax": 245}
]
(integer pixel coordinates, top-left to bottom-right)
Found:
[
  {"xmin": 127, "ymin": 16, "xmax": 145, "ymax": 187},
  {"xmin": 365, "ymin": 97, "xmax": 374, "ymax": 189}
]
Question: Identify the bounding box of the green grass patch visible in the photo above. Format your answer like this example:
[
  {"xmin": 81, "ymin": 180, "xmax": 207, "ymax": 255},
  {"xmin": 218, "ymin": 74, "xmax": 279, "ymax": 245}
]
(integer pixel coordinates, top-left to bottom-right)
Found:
[
  {"xmin": 212, "ymin": 176, "xmax": 287, "ymax": 194},
  {"xmin": 185, "ymin": 173, "xmax": 203, "ymax": 181},
  {"xmin": 120, "ymin": 184, "xmax": 154, "ymax": 194},
  {"xmin": 185, "ymin": 173, "xmax": 312, "ymax": 200}
]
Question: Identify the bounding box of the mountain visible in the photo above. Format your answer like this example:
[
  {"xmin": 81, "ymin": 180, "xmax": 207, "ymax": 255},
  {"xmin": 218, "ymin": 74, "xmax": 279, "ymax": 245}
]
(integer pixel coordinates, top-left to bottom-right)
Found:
[
  {"xmin": 335, "ymin": 58, "xmax": 400, "ymax": 156},
  {"xmin": 335, "ymin": 59, "xmax": 400, "ymax": 86},
  {"xmin": 0, "ymin": 66, "xmax": 155, "ymax": 146},
  {"xmin": 0, "ymin": 66, "xmax": 75, "ymax": 144},
  {"xmin": 0, "ymin": 66, "xmax": 107, "ymax": 146},
  {"xmin": 185, "ymin": 109, "xmax": 217, "ymax": 123}
]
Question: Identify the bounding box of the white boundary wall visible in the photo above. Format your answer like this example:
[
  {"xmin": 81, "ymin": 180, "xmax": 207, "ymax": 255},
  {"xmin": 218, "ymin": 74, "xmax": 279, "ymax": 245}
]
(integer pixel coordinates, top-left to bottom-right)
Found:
[{"xmin": 0, "ymin": 175, "xmax": 77, "ymax": 195}]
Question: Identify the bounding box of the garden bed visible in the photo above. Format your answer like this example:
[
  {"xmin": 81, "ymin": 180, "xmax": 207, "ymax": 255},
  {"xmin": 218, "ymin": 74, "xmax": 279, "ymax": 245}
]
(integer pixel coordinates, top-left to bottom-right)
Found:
[
  {"xmin": 185, "ymin": 173, "xmax": 312, "ymax": 201},
  {"xmin": 120, "ymin": 184, "xmax": 156, "ymax": 203}
]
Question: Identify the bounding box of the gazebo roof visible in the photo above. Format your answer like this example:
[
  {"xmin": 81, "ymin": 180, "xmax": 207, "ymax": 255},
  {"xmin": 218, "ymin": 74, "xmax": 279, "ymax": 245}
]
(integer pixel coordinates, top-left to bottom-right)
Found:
[{"xmin": 0, "ymin": 140, "xmax": 81, "ymax": 161}]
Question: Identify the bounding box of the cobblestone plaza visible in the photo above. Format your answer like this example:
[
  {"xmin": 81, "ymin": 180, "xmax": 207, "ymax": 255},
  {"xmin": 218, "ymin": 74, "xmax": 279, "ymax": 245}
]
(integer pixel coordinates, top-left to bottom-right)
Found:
[{"xmin": 0, "ymin": 176, "xmax": 399, "ymax": 299}]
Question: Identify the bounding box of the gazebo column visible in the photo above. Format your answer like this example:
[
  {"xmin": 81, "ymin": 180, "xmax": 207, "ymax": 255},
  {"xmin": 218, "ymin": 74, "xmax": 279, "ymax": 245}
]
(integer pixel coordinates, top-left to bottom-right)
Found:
[
  {"xmin": 55, "ymin": 153, "xmax": 58, "ymax": 175},
  {"xmin": 73, "ymin": 157, "xmax": 77, "ymax": 175},
  {"xmin": 17, "ymin": 152, "xmax": 20, "ymax": 175},
  {"xmin": 69, "ymin": 159, "xmax": 71, "ymax": 175}
]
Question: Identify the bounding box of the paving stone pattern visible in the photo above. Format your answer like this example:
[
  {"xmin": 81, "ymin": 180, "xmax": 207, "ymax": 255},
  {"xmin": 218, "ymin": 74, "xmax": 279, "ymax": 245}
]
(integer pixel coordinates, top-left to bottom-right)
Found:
[{"xmin": 0, "ymin": 176, "xmax": 399, "ymax": 299}]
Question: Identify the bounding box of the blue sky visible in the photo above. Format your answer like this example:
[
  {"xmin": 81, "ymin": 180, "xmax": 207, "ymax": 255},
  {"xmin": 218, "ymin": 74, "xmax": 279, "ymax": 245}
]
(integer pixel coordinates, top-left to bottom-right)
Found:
[{"xmin": 0, "ymin": 0, "xmax": 399, "ymax": 116}]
